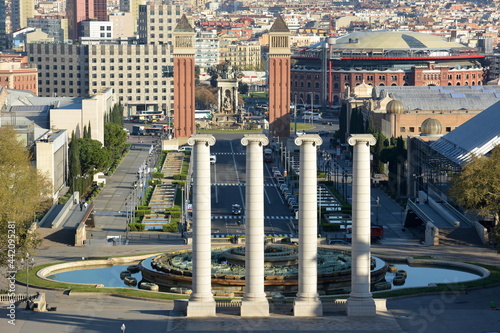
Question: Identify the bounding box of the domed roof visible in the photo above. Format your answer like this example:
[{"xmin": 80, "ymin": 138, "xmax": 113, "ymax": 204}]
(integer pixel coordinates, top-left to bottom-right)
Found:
[
  {"xmin": 334, "ymin": 30, "xmax": 468, "ymax": 50},
  {"xmin": 421, "ymin": 118, "xmax": 442, "ymax": 135},
  {"xmin": 386, "ymin": 100, "xmax": 404, "ymax": 114}
]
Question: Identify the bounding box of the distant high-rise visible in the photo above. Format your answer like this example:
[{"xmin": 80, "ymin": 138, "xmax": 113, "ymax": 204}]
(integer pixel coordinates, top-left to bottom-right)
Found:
[
  {"xmin": 11, "ymin": 0, "xmax": 35, "ymax": 31},
  {"xmin": 138, "ymin": 3, "xmax": 182, "ymax": 45},
  {"xmin": 0, "ymin": 0, "xmax": 7, "ymax": 50},
  {"xmin": 67, "ymin": 0, "xmax": 108, "ymax": 41}
]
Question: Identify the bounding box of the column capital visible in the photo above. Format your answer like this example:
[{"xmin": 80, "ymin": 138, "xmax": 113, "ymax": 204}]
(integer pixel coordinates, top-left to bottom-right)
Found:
[
  {"xmin": 241, "ymin": 134, "xmax": 269, "ymax": 146},
  {"xmin": 294, "ymin": 134, "xmax": 322, "ymax": 147},
  {"xmin": 347, "ymin": 134, "xmax": 376, "ymax": 147},
  {"xmin": 188, "ymin": 134, "xmax": 216, "ymax": 146}
]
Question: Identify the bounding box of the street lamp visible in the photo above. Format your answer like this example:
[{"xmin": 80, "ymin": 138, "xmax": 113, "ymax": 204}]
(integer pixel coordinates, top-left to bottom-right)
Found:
[
  {"xmin": 375, "ymin": 196, "xmax": 380, "ymax": 226},
  {"xmin": 20, "ymin": 253, "xmax": 35, "ymax": 308},
  {"xmin": 343, "ymin": 170, "xmax": 347, "ymax": 200}
]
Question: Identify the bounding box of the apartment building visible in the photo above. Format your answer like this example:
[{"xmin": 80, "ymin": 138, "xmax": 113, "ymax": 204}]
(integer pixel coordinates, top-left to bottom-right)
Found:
[
  {"xmin": 80, "ymin": 21, "xmax": 114, "ymax": 44},
  {"xmin": 220, "ymin": 40, "xmax": 262, "ymax": 70},
  {"xmin": 0, "ymin": 53, "xmax": 38, "ymax": 94},
  {"xmin": 195, "ymin": 29, "xmax": 219, "ymax": 69},
  {"xmin": 137, "ymin": 3, "xmax": 183, "ymax": 45}
]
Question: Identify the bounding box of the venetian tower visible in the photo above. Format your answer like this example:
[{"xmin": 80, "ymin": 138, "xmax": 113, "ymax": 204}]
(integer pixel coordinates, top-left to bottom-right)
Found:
[
  {"xmin": 173, "ymin": 15, "xmax": 196, "ymax": 139},
  {"xmin": 268, "ymin": 15, "xmax": 291, "ymax": 138}
]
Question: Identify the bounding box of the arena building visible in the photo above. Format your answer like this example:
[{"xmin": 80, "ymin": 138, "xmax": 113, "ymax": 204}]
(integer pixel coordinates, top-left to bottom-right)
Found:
[{"xmin": 290, "ymin": 30, "xmax": 487, "ymax": 110}]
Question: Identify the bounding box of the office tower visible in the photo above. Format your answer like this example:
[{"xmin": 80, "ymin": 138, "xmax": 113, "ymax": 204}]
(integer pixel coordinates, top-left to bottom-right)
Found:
[
  {"xmin": 67, "ymin": 0, "xmax": 108, "ymax": 41},
  {"xmin": 11, "ymin": 0, "xmax": 34, "ymax": 31}
]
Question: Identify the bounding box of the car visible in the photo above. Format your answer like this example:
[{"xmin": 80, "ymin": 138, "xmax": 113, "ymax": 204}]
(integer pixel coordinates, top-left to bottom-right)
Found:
[
  {"xmin": 178, "ymin": 145, "xmax": 193, "ymax": 152},
  {"xmin": 210, "ymin": 154, "xmax": 216, "ymax": 164},
  {"xmin": 231, "ymin": 204, "xmax": 242, "ymax": 215},
  {"xmin": 329, "ymin": 240, "xmax": 350, "ymax": 245}
]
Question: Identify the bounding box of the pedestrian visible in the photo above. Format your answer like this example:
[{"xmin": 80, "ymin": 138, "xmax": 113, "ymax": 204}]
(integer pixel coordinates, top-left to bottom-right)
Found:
[
  {"xmin": 84, "ymin": 202, "xmax": 88, "ymax": 209},
  {"xmin": 80, "ymin": 203, "xmax": 83, "ymax": 211}
]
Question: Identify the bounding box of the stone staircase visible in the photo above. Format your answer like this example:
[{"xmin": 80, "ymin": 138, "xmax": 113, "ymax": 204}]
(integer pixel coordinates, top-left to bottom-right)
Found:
[
  {"xmin": 438, "ymin": 227, "xmax": 484, "ymax": 246},
  {"xmin": 161, "ymin": 152, "xmax": 184, "ymax": 179},
  {"xmin": 149, "ymin": 183, "xmax": 177, "ymax": 212}
]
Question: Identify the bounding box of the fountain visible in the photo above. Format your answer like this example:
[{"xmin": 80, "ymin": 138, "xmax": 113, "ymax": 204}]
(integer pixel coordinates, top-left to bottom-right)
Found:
[{"xmin": 140, "ymin": 245, "xmax": 389, "ymax": 296}]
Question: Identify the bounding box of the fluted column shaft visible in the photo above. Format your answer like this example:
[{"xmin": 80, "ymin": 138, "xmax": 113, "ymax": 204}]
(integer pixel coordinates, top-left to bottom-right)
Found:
[
  {"xmin": 186, "ymin": 134, "xmax": 216, "ymax": 317},
  {"xmin": 294, "ymin": 134, "xmax": 323, "ymax": 317},
  {"xmin": 240, "ymin": 134, "xmax": 269, "ymax": 317},
  {"xmin": 347, "ymin": 134, "xmax": 377, "ymax": 317}
]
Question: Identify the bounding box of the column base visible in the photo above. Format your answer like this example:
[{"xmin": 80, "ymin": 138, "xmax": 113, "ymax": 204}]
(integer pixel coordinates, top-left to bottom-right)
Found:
[
  {"xmin": 186, "ymin": 300, "xmax": 216, "ymax": 317},
  {"xmin": 347, "ymin": 297, "xmax": 376, "ymax": 316},
  {"xmin": 293, "ymin": 298, "xmax": 323, "ymax": 317},
  {"xmin": 240, "ymin": 299, "xmax": 269, "ymax": 317}
]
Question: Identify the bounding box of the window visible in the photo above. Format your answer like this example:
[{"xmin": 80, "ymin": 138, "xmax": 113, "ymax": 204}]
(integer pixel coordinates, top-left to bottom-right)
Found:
[
  {"xmin": 446, "ymin": 127, "xmax": 451, "ymax": 132},
  {"xmin": 409, "ymin": 127, "xmax": 415, "ymax": 132},
  {"xmin": 400, "ymin": 127, "xmax": 406, "ymax": 132}
]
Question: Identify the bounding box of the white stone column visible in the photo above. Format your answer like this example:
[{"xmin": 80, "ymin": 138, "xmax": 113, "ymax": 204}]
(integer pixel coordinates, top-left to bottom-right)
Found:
[
  {"xmin": 240, "ymin": 134, "xmax": 270, "ymax": 317},
  {"xmin": 347, "ymin": 134, "xmax": 377, "ymax": 316},
  {"xmin": 186, "ymin": 134, "xmax": 216, "ymax": 317},
  {"xmin": 294, "ymin": 134, "xmax": 323, "ymax": 317}
]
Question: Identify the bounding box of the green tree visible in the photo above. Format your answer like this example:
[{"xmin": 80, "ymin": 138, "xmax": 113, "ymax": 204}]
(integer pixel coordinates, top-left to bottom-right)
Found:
[
  {"xmin": 449, "ymin": 146, "xmax": 500, "ymax": 250},
  {"xmin": 238, "ymin": 82, "xmax": 249, "ymax": 95},
  {"xmin": 104, "ymin": 122, "xmax": 127, "ymax": 159},
  {"xmin": 68, "ymin": 131, "xmax": 82, "ymax": 193},
  {"xmin": 78, "ymin": 138, "xmax": 111, "ymax": 175},
  {"xmin": 0, "ymin": 127, "xmax": 51, "ymax": 266}
]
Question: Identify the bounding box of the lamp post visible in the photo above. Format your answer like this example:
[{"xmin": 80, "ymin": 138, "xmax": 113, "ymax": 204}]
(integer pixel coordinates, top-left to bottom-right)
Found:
[
  {"xmin": 375, "ymin": 196, "xmax": 380, "ymax": 226},
  {"xmin": 20, "ymin": 253, "xmax": 35, "ymax": 307},
  {"xmin": 343, "ymin": 170, "xmax": 347, "ymax": 200}
]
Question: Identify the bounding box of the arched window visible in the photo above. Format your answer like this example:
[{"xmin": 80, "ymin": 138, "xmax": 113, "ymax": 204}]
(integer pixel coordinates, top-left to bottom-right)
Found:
[
  {"xmin": 315, "ymin": 82, "xmax": 320, "ymax": 88},
  {"xmin": 307, "ymin": 82, "xmax": 311, "ymax": 88}
]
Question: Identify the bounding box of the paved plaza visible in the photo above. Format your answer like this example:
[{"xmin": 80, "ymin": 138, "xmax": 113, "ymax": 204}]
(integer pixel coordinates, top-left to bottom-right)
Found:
[{"xmin": 2, "ymin": 133, "xmax": 499, "ymax": 332}]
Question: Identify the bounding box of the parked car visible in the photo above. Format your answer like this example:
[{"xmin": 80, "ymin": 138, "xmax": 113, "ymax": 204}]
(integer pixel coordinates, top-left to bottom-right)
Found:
[
  {"xmin": 210, "ymin": 154, "xmax": 216, "ymax": 164},
  {"xmin": 178, "ymin": 145, "xmax": 193, "ymax": 152}
]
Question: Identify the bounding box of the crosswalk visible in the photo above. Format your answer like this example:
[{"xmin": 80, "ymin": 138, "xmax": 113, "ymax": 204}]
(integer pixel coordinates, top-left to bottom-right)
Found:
[
  {"xmin": 212, "ymin": 152, "xmax": 245, "ymax": 156},
  {"xmin": 211, "ymin": 233, "xmax": 294, "ymax": 238},
  {"xmin": 211, "ymin": 183, "xmax": 277, "ymax": 187},
  {"xmin": 211, "ymin": 215, "xmax": 295, "ymax": 220}
]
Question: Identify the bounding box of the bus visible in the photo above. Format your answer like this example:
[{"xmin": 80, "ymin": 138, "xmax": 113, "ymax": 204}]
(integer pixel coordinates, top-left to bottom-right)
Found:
[
  {"xmin": 195, "ymin": 110, "xmax": 212, "ymax": 120},
  {"xmin": 130, "ymin": 111, "xmax": 165, "ymax": 123},
  {"xmin": 302, "ymin": 110, "xmax": 322, "ymax": 121},
  {"xmin": 263, "ymin": 148, "xmax": 273, "ymax": 162}
]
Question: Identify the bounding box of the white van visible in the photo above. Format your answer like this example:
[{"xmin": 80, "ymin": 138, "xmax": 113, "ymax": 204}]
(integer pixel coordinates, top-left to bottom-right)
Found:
[{"xmin": 210, "ymin": 154, "xmax": 216, "ymax": 164}]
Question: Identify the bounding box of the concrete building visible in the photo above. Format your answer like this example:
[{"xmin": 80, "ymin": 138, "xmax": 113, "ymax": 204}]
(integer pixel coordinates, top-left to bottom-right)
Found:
[
  {"xmin": 1, "ymin": 87, "xmax": 114, "ymax": 200},
  {"xmin": 11, "ymin": 0, "xmax": 35, "ymax": 31},
  {"xmin": 26, "ymin": 43, "xmax": 90, "ymax": 97},
  {"xmin": 26, "ymin": 43, "xmax": 174, "ymax": 113},
  {"xmin": 27, "ymin": 17, "xmax": 68, "ymax": 43},
  {"xmin": 109, "ymin": 12, "xmax": 135, "ymax": 40},
  {"xmin": 138, "ymin": 3, "xmax": 183, "ymax": 45},
  {"xmin": 80, "ymin": 21, "xmax": 114, "ymax": 44},
  {"xmin": 0, "ymin": 53, "xmax": 38, "ymax": 94}
]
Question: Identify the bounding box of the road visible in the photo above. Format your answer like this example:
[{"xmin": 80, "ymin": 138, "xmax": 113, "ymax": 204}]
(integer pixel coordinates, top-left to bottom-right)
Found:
[{"xmin": 208, "ymin": 137, "xmax": 296, "ymax": 237}]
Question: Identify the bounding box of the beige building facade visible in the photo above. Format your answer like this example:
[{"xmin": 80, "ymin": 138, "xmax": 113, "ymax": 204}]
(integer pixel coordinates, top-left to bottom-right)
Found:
[{"xmin": 26, "ymin": 43, "xmax": 174, "ymax": 113}]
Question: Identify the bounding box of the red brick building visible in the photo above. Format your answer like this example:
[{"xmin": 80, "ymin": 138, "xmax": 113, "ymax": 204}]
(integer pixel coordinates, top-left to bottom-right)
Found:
[
  {"xmin": 291, "ymin": 30, "xmax": 486, "ymax": 109},
  {"xmin": 0, "ymin": 54, "xmax": 38, "ymax": 94}
]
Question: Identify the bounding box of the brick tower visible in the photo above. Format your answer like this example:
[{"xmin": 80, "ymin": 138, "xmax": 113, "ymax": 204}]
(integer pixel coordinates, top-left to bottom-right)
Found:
[
  {"xmin": 268, "ymin": 15, "xmax": 291, "ymax": 138},
  {"xmin": 173, "ymin": 15, "xmax": 195, "ymax": 139}
]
